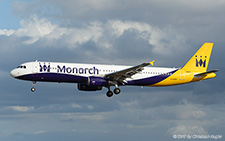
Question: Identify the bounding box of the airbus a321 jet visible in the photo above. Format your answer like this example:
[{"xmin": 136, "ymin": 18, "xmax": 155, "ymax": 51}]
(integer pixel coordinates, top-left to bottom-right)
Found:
[{"xmin": 10, "ymin": 43, "xmax": 218, "ymax": 97}]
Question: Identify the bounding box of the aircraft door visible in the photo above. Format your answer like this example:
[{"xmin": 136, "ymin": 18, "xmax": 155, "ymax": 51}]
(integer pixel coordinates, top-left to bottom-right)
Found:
[{"xmin": 32, "ymin": 61, "xmax": 38, "ymax": 73}]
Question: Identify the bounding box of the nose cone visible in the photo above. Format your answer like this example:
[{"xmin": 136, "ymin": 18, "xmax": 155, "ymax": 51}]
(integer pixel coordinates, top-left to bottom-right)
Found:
[{"xmin": 10, "ymin": 69, "xmax": 18, "ymax": 78}]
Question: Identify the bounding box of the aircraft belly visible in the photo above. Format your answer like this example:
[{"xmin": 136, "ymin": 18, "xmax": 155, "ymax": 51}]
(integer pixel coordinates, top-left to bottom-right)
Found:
[
  {"xmin": 151, "ymin": 70, "xmax": 194, "ymax": 86},
  {"xmin": 127, "ymin": 69, "xmax": 178, "ymax": 86},
  {"xmin": 16, "ymin": 73, "xmax": 87, "ymax": 83}
]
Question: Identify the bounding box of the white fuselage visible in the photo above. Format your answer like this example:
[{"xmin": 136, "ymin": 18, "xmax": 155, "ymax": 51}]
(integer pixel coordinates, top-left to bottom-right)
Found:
[
  {"xmin": 10, "ymin": 61, "xmax": 177, "ymax": 85},
  {"xmin": 9, "ymin": 43, "xmax": 218, "ymax": 97}
]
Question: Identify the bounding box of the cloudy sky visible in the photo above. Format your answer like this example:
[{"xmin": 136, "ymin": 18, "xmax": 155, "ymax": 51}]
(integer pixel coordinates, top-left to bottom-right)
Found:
[{"xmin": 0, "ymin": 0, "xmax": 225, "ymax": 140}]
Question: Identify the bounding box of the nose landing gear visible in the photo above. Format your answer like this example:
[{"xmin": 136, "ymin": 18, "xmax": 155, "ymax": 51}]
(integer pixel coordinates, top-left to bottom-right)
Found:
[{"xmin": 31, "ymin": 81, "xmax": 36, "ymax": 92}]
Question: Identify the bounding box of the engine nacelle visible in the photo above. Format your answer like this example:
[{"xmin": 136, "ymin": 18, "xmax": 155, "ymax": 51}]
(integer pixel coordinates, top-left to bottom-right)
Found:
[
  {"xmin": 88, "ymin": 76, "xmax": 109, "ymax": 86},
  {"xmin": 77, "ymin": 77, "xmax": 108, "ymax": 91},
  {"xmin": 77, "ymin": 83, "xmax": 102, "ymax": 91}
]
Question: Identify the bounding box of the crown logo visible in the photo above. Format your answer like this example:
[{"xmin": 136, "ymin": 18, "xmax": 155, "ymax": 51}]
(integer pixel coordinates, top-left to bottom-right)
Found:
[
  {"xmin": 39, "ymin": 62, "xmax": 50, "ymax": 72},
  {"xmin": 196, "ymin": 55, "xmax": 206, "ymax": 67}
]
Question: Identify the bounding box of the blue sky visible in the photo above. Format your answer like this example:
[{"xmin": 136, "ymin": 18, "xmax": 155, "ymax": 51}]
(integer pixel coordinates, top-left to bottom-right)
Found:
[
  {"xmin": 0, "ymin": 0, "xmax": 225, "ymax": 141},
  {"xmin": 0, "ymin": 0, "xmax": 20, "ymax": 29}
]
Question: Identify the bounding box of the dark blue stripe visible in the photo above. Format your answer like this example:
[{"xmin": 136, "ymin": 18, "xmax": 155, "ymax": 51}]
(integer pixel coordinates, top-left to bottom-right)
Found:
[
  {"xmin": 16, "ymin": 73, "xmax": 87, "ymax": 83},
  {"xmin": 16, "ymin": 69, "xmax": 178, "ymax": 86},
  {"xmin": 126, "ymin": 69, "xmax": 178, "ymax": 86}
]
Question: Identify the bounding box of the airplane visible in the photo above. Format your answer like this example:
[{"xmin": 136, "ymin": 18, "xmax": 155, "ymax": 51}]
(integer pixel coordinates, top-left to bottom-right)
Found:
[{"xmin": 10, "ymin": 42, "xmax": 218, "ymax": 97}]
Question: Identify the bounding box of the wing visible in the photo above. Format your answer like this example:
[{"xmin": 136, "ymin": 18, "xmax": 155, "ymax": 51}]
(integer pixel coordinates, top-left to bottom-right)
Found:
[{"xmin": 104, "ymin": 60, "xmax": 155, "ymax": 84}]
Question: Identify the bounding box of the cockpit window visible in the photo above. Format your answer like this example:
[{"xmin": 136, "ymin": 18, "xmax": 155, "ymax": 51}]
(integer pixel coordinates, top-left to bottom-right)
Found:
[{"xmin": 17, "ymin": 65, "xmax": 26, "ymax": 69}]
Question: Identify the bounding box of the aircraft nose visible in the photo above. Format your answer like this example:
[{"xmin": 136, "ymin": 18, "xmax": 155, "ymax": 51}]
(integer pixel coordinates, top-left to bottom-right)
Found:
[{"xmin": 10, "ymin": 69, "xmax": 18, "ymax": 78}]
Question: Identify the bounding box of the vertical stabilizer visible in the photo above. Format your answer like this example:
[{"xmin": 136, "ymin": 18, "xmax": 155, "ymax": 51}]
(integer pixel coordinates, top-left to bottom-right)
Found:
[{"xmin": 182, "ymin": 43, "xmax": 214, "ymax": 72}]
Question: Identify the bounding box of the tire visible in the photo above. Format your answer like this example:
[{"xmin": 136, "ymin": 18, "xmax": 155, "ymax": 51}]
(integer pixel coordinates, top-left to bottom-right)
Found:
[
  {"xmin": 31, "ymin": 87, "xmax": 36, "ymax": 92},
  {"xmin": 106, "ymin": 91, "xmax": 113, "ymax": 97},
  {"xmin": 114, "ymin": 88, "xmax": 121, "ymax": 95}
]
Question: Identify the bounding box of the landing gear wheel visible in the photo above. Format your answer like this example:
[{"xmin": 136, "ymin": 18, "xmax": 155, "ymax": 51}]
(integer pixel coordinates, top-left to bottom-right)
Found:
[
  {"xmin": 31, "ymin": 81, "xmax": 36, "ymax": 92},
  {"xmin": 106, "ymin": 91, "xmax": 113, "ymax": 97},
  {"xmin": 114, "ymin": 88, "xmax": 121, "ymax": 95},
  {"xmin": 31, "ymin": 87, "xmax": 36, "ymax": 92}
]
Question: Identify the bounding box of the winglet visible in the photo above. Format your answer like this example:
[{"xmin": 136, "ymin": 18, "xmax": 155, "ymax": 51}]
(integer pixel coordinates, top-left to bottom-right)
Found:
[{"xmin": 149, "ymin": 60, "xmax": 155, "ymax": 66}]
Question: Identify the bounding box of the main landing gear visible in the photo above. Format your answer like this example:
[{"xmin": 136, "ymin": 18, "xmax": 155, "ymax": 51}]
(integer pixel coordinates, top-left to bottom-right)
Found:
[
  {"xmin": 31, "ymin": 81, "xmax": 36, "ymax": 92},
  {"xmin": 106, "ymin": 86, "xmax": 121, "ymax": 97}
]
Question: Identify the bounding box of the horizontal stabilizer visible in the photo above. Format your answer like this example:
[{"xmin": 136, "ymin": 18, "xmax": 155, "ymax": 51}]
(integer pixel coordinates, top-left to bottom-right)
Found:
[{"xmin": 194, "ymin": 69, "xmax": 219, "ymax": 77}]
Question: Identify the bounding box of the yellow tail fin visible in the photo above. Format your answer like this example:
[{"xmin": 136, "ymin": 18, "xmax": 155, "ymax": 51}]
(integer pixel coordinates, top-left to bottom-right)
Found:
[{"xmin": 182, "ymin": 43, "xmax": 214, "ymax": 72}]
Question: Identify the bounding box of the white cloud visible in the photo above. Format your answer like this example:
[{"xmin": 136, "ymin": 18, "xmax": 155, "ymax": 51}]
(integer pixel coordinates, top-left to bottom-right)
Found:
[
  {"xmin": 87, "ymin": 105, "xmax": 94, "ymax": 110},
  {"xmin": 165, "ymin": 100, "xmax": 218, "ymax": 136},
  {"xmin": 168, "ymin": 125, "xmax": 208, "ymax": 135},
  {"xmin": 61, "ymin": 113, "xmax": 105, "ymax": 121},
  {"xmin": 0, "ymin": 15, "xmax": 186, "ymax": 56},
  {"xmin": 9, "ymin": 106, "xmax": 34, "ymax": 112},
  {"xmin": 0, "ymin": 15, "xmax": 66, "ymax": 45},
  {"xmin": 15, "ymin": 15, "xmax": 58, "ymax": 44},
  {"xmin": 68, "ymin": 0, "xmax": 116, "ymax": 11},
  {"xmin": 107, "ymin": 20, "xmax": 186, "ymax": 55},
  {"xmin": 0, "ymin": 29, "xmax": 15, "ymax": 36},
  {"xmin": 175, "ymin": 100, "xmax": 207, "ymax": 119},
  {"xmin": 63, "ymin": 21, "xmax": 103, "ymax": 48},
  {"xmin": 108, "ymin": 20, "xmax": 152, "ymax": 38},
  {"xmin": 34, "ymin": 130, "xmax": 46, "ymax": 135},
  {"xmin": 71, "ymin": 104, "xmax": 82, "ymax": 109}
]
